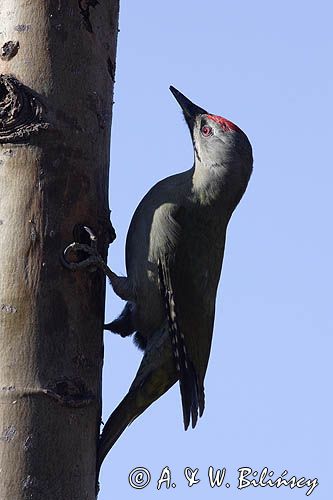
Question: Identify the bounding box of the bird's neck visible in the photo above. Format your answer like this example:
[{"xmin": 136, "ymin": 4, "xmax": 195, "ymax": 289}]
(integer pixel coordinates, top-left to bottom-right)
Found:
[{"xmin": 191, "ymin": 161, "xmax": 228, "ymax": 208}]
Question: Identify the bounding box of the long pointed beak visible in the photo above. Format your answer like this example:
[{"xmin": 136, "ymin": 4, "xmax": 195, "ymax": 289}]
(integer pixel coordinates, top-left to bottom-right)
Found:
[{"xmin": 169, "ymin": 86, "xmax": 207, "ymax": 131}]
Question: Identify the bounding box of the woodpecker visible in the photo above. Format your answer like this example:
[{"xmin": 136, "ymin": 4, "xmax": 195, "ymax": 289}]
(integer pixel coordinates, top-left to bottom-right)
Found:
[
  {"xmin": 71, "ymin": 87, "xmax": 253, "ymax": 470},
  {"xmin": 97, "ymin": 87, "xmax": 253, "ymax": 466}
]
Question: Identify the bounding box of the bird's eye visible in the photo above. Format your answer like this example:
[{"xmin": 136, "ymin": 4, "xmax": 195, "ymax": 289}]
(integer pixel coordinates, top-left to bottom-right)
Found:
[{"xmin": 201, "ymin": 125, "xmax": 212, "ymax": 137}]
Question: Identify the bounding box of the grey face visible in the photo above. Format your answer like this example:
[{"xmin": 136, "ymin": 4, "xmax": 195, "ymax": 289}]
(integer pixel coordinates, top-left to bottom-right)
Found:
[
  {"xmin": 169, "ymin": 86, "xmax": 253, "ymax": 180},
  {"xmin": 193, "ymin": 114, "xmax": 253, "ymax": 174}
]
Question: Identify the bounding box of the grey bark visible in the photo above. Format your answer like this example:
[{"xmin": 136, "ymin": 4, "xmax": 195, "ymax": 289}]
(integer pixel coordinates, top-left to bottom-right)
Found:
[{"xmin": 0, "ymin": 1, "xmax": 119, "ymax": 498}]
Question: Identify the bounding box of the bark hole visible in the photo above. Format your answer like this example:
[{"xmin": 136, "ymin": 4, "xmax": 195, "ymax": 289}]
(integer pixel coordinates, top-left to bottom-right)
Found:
[{"xmin": 44, "ymin": 377, "xmax": 95, "ymax": 408}]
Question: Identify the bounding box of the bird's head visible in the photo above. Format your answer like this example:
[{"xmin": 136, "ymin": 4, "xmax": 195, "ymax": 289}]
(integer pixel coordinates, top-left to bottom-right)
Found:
[{"xmin": 170, "ymin": 86, "xmax": 253, "ymax": 206}]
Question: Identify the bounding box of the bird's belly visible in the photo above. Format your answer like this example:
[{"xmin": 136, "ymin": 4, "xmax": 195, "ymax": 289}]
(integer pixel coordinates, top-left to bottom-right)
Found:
[
  {"xmin": 131, "ymin": 262, "xmax": 165, "ymax": 337},
  {"xmin": 126, "ymin": 201, "xmax": 227, "ymax": 339},
  {"xmin": 126, "ymin": 203, "xmax": 179, "ymax": 336}
]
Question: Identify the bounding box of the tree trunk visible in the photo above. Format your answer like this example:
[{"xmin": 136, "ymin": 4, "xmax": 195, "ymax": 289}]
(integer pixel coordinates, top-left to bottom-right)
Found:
[{"xmin": 0, "ymin": 1, "xmax": 119, "ymax": 498}]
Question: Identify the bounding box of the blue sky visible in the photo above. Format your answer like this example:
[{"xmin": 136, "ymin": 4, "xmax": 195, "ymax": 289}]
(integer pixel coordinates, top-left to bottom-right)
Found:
[{"xmin": 99, "ymin": 1, "xmax": 332, "ymax": 498}]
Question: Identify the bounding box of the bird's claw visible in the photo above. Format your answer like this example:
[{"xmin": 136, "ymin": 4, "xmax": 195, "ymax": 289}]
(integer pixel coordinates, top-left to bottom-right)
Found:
[
  {"xmin": 82, "ymin": 225, "xmax": 98, "ymax": 249},
  {"xmin": 61, "ymin": 226, "xmax": 104, "ymax": 271},
  {"xmin": 62, "ymin": 242, "xmax": 102, "ymax": 270}
]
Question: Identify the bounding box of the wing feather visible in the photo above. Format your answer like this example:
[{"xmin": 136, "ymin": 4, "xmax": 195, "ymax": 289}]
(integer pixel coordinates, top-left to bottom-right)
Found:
[{"xmin": 159, "ymin": 205, "xmax": 226, "ymax": 429}]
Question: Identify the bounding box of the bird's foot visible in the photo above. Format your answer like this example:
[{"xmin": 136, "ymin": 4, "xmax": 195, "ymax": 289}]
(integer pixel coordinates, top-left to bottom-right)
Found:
[
  {"xmin": 62, "ymin": 241, "xmax": 104, "ymax": 270},
  {"xmin": 62, "ymin": 225, "xmax": 106, "ymax": 272},
  {"xmin": 61, "ymin": 225, "xmax": 118, "ymax": 285},
  {"xmin": 62, "ymin": 225, "xmax": 133, "ymax": 302}
]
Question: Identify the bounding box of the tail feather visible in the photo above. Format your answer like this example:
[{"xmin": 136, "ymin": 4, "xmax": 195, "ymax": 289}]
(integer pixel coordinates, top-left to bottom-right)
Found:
[
  {"xmin": 97, "ymin": 326, "xmax": 177, "ymax": 474},
  {"xmin": 97, "ymin": 391, "xmax": 144, "ymax": 472},
  {"xmin": 178, "ymin": 359, "xmax": 199, "ymax": 429}
]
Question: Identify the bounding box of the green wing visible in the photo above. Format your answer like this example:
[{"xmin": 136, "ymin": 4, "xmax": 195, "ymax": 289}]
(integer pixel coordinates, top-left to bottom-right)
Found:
[{"xmin": 159, "ymin": 205, "xmax": 226, "ymax": 429}]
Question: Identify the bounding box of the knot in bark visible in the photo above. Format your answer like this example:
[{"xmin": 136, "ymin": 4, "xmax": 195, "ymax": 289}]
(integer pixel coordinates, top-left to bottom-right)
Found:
[{"xmin": 0, "ymin": 74, "xmax": 49, "ymax": 143}]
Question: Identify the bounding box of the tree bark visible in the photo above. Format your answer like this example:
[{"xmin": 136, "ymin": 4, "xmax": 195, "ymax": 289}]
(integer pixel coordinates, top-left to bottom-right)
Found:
[{"xmin": 0, "ymin": 1, "xmax": 119, "ymax": 498}]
